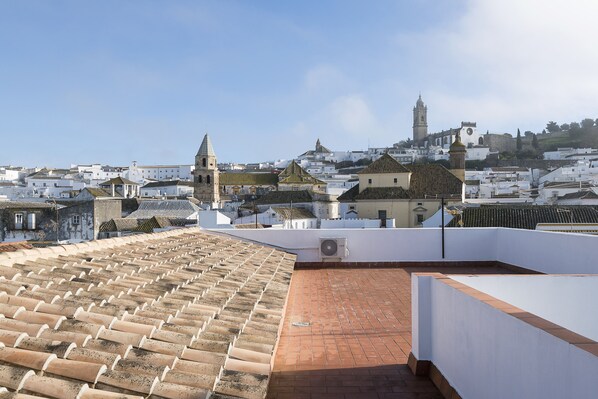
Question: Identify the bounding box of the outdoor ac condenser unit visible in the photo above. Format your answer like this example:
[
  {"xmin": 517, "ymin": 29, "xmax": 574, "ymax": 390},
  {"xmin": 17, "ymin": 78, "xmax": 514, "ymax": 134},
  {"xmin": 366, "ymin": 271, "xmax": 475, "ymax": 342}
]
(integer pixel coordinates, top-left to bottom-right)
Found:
[{"xmin": 319, "ymin": 238, "xmax": 348, "ymax": 260}]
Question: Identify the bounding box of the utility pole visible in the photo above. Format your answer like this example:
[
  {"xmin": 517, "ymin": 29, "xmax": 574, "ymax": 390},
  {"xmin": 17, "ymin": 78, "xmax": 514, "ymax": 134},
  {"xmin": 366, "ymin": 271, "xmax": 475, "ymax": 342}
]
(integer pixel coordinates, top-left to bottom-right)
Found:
[{"xmin": 290, "ymin": 200, "xmax": 293, "ymax": 229}]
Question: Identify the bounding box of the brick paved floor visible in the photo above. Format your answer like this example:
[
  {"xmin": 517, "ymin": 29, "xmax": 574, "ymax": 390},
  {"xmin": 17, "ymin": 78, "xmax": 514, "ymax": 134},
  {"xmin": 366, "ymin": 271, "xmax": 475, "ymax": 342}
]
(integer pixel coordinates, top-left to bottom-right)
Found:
[{"xmin": 267, "ymin": 265, "xmax": 515, "ymax": 399}]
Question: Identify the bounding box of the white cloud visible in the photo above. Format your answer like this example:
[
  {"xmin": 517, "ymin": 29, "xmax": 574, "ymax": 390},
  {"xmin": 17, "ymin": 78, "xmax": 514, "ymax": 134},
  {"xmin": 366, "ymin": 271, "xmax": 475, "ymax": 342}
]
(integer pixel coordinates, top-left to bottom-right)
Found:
[
  {"xmin": 329, "ymin": 94, "xmax": 377, "ymax": 134},
  {"xmin": 304, "ymin": 65, "xmax": 348, "ymax": 93},
  {"xmin": 402, "ymin": 0, "xmax": 598, "ymax": 131}
]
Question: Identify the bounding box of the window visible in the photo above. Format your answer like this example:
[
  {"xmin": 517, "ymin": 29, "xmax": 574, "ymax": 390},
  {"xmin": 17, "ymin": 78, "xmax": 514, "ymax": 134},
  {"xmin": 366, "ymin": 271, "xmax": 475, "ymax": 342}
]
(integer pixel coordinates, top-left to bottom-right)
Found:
[
  {"xmin": 417, "ymin": 202, "xmax": 423, "ymax": 206},
  {"xmin": 202, "ymin": 158, "xmax": 207, "ymax": 167},
  {"xmin": 198, "ymin": 175, "xmax": 202, "ymax": 183},
  {"xmin": 15, "ymin": 213, "xmax": 23, "ymax": 229},
  {"xmin": 72, "ymin": 215, "xmax": 80, "ymax": 225},
  {"xmin": 394, "ymin": 178, "xmax": 398, "ymax": 183},
  {"xmin": 349, "ymin": 206, "xmax": 355, "ymax": 210},
  {"xmin": 206, "ymin": 175, "xmax": 211, "ymax": 184},
  {"xmin": 368, "ymin": 178, "xmax": 372, "ymax": 184},
  {"xmin": 417, "ymin": 214, "xmax": 424, "ymax": 224}
]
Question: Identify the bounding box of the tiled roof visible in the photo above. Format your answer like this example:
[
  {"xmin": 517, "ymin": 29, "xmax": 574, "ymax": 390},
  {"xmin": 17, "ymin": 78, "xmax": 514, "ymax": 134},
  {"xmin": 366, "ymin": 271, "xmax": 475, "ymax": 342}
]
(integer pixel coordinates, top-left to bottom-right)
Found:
[
  {"xmin": 406, "ymin": 164, "xmax": 463, "ymax": 198},
  {"xmin": 254, "ymin": 190, "xmax": 313, "ymax": 205},
  {"xmin": 543, "ymin": 181, "xmax": 593, "ymax": 189},
  {"xmin": 358, "ymin": 154, "xmax": 410, "ymax": 174},
  {"xmin": 558, "ymin": 191, "xmax": 598, "ymax": 200},
  {"xmin": 271, "ymin": 207, "xmax": 316, "ymax": 220},
  {"xmin": 448, "ymin": 205, "xmax": 598, "ymax": 229},
  {"xmin": 99, "ymin": 177, "xmax": 139, "ymax": 186},
  {"xmin": 337, "ymin": 185, "xmax": 359, "ymax": 202},
  {"xmin": 81, "ymin": 188, "xmax": 112, "ymax": 198},
  {"xmin": 354, "ymin": 187, "xmax": 411, "ymax": 200},
  {"xmin": 99, "ymin": 218, "xmax": 142, "ymax": 232},
  {"xmin": 278, "ymin": 161, "xmax": 325, "ymax": 185},
  {"xmin": 0, "ymin": 202, "xmax": 54, "ymax": 210},
  {"xmin": 0, "ymin": 228, "xmax": 295, "ymax": 398},
  {"xmin": 142, "ymin": 180, "xmax": 194, "ymax": 189},
  {"xmin": 220, "ymin": 173, "xmax": 279, "ymax": 186},
  {"xmin": 127, "ymin": 200, "xmax": 200, "ymax": 220},
  {"xmin": 341, "ymin": 164, "xmax": 462, "ymax": 201},
  {"xmin": 0, "ymin": 242, "xmax": 33, "ymax": 253}
]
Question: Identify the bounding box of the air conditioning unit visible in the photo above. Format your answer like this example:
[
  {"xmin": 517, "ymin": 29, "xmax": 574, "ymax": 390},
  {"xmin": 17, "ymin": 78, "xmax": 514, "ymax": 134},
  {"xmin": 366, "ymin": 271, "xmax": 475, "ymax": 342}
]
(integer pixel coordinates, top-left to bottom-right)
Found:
[{"xmin": 320, "ymin": 238, "xmax": 348, "ymax": 260}]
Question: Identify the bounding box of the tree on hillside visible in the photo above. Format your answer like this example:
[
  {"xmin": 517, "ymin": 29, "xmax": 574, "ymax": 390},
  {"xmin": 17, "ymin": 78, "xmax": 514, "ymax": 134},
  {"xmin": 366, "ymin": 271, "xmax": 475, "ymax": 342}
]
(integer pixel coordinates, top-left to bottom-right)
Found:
[
  {"xmin": 581, "ymin": 118, "xmax": 595, "ymax": 130},
  {"xmin": 516, "ymin": 129, "xmax": 522, "ymax": 151},
  {"xmin": 546, "ymin": 121, "xmax": 560, "ymax": 133},
  {"xmin": 570, "ymin": 122, "xmax": 581, "ymax": 130},
  {"xmin": 560, "ymin": 123, "xmax": 570, "ymax": 131},
  {"xmin": 532, "ymin": 133, "xmax": 539, "ymax": 149},
  {"xmin": 524, "ymin": 131, "xmax": 533, "ymax": 137},
  {"xmin": 542, "ymin": 129, "xmax": 547, "ymax": 135}
]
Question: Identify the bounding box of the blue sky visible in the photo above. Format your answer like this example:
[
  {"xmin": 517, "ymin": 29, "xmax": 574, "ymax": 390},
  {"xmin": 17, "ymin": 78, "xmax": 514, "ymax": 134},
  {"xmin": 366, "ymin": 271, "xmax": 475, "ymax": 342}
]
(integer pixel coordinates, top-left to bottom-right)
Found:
[{"xmin": 2, "ymin": 0, "xmax": 598, "ymax": 167}]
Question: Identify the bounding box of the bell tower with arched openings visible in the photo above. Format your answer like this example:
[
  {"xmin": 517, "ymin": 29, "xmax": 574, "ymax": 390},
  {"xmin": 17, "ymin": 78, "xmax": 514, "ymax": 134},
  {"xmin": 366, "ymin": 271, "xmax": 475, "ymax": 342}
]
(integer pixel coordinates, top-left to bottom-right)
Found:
[
  {"xmin": 413, "ymin": 94, "xmax": 428, "ymax": 145},
  {"xmin": 194, "ymin": 133, "xmax": 220, "ymax": 206}
]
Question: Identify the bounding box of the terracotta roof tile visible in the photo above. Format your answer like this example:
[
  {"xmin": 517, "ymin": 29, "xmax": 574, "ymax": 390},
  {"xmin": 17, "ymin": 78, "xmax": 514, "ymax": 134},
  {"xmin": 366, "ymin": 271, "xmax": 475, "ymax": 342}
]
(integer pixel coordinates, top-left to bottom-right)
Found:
[{"xmin": 0, "ymin": 228, "xmax": 295, "ymax": 398}]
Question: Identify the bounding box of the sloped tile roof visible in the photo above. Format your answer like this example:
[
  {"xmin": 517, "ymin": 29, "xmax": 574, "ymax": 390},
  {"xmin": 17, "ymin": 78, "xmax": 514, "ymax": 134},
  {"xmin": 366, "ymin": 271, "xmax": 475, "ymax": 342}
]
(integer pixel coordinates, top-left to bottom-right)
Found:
[
  {"xmin": 99, "ymin": 177, "xmax": 139, "ymax": 186},
  {"xmin": 278, "ymin": 161, "xmax": 325, "ymax": 185},
  {"xmin": 405, "ymin": 164, "xmax": 463, "ymax": 198},
  {"xmin": 337, "ymin": 185, "xmax": 359, "ymax": 202},
  {"xmin": 142, "ymin": 180, "xmax": 194, "ymax": 189},
  {"xmin": 0, "ymin": 228, "xmax": 295, "ymax": 398},
  {"xmin": 558, "ymin": 191, "xmax": 598, "ymax": 200},
  {"xmin": 358, "ymin": 154, "xmax": 410, "ymax": 174},
  {"xmin": 127, "ymin": 200, "xmax": 200, "ymax": 219},
  {"xmin": 271, "ymin": 207, "xmax": 316, "ymax": 220},
  {"xmin": 99, "ymin": 218, "xmax": 142, "ymax": 232},
  {"xmin": 81, "ymin": 188, "xmax": 113, "ymax": 198},
  {"xmin": 0, "ymin": 202, "xmax": 55, "ymax": 210},
  {"xmin": 220, "ymin": 173, "xmax": 279, "ymax": 186},
  {"xmin": 0, "ymin": 242, "xmax": 33, "ymax": 253},
  {"xmin": 448, "ymin": 205, "xmax": 598, "ymax": 229},
  {"xmin": 340, "ymin": 164, "xmax": 462, "ymax": 201},
  {"xmin": 254, "ymin": 190, "xmax": 313, "ymax": 205}
]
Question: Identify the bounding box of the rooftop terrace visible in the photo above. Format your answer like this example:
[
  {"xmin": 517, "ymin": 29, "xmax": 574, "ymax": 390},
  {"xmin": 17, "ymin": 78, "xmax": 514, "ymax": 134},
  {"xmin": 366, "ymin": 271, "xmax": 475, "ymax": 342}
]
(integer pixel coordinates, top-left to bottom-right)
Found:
[{"xmin": 1, "ymin": 227, "xmax": 598, "ymax": 398}]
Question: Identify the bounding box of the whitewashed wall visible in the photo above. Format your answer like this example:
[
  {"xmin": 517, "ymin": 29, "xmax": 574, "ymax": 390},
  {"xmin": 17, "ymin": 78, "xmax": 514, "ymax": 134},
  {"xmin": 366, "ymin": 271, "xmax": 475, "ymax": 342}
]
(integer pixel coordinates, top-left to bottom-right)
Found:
[
  {"xmin": 452, "ymin": 275, "xmax": 598, "ymax": 342},
  {"xmin": 212, "ymin": 228, "xmax": 498, "ymax": 263},
  {"xmin": 413, "ymin": 275, "xmax": 598, "ymax": 399},
  {"xmin": 213, "ymin": 227, "xmax": 598, "ymax": 273},
  {"xmin": 496, "ymin": 228, "xmax": 598, "ymax": 273}
]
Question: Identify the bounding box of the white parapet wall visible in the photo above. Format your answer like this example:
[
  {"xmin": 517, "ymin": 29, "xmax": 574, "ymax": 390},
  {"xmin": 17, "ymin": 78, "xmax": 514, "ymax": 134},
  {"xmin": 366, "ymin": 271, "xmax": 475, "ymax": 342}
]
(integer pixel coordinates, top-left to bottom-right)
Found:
[
  {"xmin": 451, "ymin": 275, "xmax": 598, "ymax": 342},
  {"xmin": 412, "ymin": 274, "xmax": 598, "ymax": 399},
  {"xmin": 211, "ymin": 227, "xmax": 598, "ymax": 274},
  {"xmin": 496, "ymin": 228, "xmax": 598, "ymax": 274},
  {"xmin": 211, "ymin": 228, "xmax": 498, "ymax": 263}
]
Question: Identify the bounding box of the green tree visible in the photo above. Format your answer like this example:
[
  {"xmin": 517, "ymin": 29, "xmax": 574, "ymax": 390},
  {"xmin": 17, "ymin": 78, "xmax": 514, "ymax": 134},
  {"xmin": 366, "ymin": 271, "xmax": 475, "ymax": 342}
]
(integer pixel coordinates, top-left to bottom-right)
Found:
[
  {"xmin": 516, "ymin": 128, "xmax": 522, "ymax": 151},
  {"xmin": 560, "ymin": 123, "xmax": 570, "ymax": 131},
  {"xmin": 542, "ymin": 129, "xmax": 547, "ymax": 135},
  {"xmin": 532, "ymin": 133, "xmax": 539, "ymax": 149},
  {"xmin": 546, "ymin": 121, "xmax": 560, "ymax": 133},
  {"xmin": 581, "ymin": 118, "xmax": 595, "ymax": 130}
]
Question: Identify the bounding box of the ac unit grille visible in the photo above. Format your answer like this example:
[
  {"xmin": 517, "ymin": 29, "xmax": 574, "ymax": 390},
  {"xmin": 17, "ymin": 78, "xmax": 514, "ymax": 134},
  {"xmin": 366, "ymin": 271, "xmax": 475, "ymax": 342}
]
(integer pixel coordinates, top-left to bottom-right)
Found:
[{"xmin": 320, "ymin": 239, "xmax": 338, "ymax": 256}]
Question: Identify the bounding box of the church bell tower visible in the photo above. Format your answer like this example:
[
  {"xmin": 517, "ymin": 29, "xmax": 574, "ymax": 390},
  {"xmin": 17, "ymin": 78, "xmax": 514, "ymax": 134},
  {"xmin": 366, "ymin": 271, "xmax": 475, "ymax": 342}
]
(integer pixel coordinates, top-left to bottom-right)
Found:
[
  {"xmin": 413, "ymin": 94, "xmax": 428, "ymax": 145},
  {"xmin": 194, "ymin": 134, "xmax": 220, "ymax": 206}
]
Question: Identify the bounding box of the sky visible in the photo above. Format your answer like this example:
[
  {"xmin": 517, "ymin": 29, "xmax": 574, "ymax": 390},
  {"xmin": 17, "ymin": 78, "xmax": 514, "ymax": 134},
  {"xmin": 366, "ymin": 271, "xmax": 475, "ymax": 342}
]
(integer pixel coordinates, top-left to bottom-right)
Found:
[{"xmin": 2, "ymin": 0, "xmax": 598, "ymax": 167}]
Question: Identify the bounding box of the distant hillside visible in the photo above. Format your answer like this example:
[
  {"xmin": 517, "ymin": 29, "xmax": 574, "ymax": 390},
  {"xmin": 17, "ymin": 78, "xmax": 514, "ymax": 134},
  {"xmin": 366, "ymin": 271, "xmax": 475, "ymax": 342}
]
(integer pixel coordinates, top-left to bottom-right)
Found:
[{"xmin": 534, "ymin": 119, "xmax": 598, "ymax": 151}]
